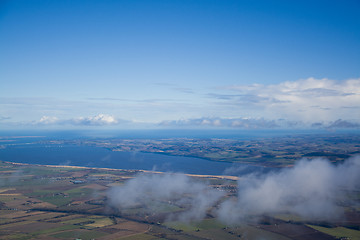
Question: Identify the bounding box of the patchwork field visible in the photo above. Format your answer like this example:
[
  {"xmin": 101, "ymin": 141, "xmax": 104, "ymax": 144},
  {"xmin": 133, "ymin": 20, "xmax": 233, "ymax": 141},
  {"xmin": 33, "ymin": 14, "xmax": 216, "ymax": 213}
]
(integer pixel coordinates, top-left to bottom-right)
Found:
[{"xmin": 0, "ymin": 161, "xmax": 359, "ymax": 239}]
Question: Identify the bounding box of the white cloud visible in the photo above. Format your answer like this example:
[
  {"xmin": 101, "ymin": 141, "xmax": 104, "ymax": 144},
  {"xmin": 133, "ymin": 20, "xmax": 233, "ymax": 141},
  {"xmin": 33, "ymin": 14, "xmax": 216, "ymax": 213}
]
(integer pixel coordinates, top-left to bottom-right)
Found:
[
  {"xmin": 108, "ymin": 173, "xmax": 223, "ymax": 222},
  {"xmin": 217, "ymin": 157, "xmax": 360, "ymax": 223},
  {"xmin": 160, "ymin": 117, "xmax": 281, "ymax": 129},
  {"xmin": 327, "ymin": 119, "xmax": 360, "ymax": 128},
  {"xmin": 0, "ymin": 116, "xmax": 11, "ymax": 121},
  {"xmin": 70, "ymin": 114, "xmax": 118, "ymax": 126},
  {"xmin": 39, "ymin": 116, "xmax": 59, "ymax": 124},
  {"xmin": 159, "ymin": 117, "xmax": 360, "ymax": 129},
  {"xmin": 107, "ymin": 158, "xmax": 360, "ymax": 224},
  {"xmin": 216, "ymin": 78, "xmax": 360, "ymax": 122},
  {"xmin": 36, "ymin": 114, "xmax": 121, "ymax": 126},
  {"xmin": 2, "ymin": 78, "xmax": 359, "ymax": 128}
]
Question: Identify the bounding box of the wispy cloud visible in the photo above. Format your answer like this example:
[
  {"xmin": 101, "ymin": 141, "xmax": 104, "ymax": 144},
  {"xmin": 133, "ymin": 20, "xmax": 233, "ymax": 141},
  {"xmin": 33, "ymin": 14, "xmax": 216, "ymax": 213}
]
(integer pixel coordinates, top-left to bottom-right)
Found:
[
  {"xmin": 211, "ymin": 78, "xmax": 360, "ymax": 122},
  {"xmin": 172, "ymin": 87, "xmax": 194, "ymax": 94},
  {"xmin": 87, "ymin": 97, "xmax": 129, "ymax": 101},
  {"xmin": 327, "ymin": 119, "xmax": 360, "ymax": 129},
  {"xmin": 0, "ymin": 116, "xmax": 11, "ymax": 121},
  {"xmin": 1, "ymin": 78, "xmax": 359, "ymax": 128},
  {"xmin": 160, "ymin": 117, "xmax": 280, "ymax": 129},
  {"xmin": 87, "ymin": 97, "xmax": 182, "ymax": 104},
  {"xmin": 159, "ymin": 117, "xmax": 360, "ymax": 129},
  {"xmin": 153, "ymin": 82, "xmax": 177, "ymax": 87}
]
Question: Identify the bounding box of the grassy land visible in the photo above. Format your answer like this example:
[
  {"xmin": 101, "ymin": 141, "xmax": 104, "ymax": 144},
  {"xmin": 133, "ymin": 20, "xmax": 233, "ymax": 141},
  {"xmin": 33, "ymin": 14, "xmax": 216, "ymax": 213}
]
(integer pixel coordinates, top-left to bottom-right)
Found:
[
  {"xmin": 307, "ymin": 225, "xmax": 360, "ymax": 239},
  {"xmin": 0, "ymin": 160, "xmax": 359, "ymax": 240},
  {"xmin": 119, "ymin": 233, "xmax": 157, "ymax": 240},
  {"xmin": 51, "ymin": 229, "xmax": 108, "ymax": 240}
]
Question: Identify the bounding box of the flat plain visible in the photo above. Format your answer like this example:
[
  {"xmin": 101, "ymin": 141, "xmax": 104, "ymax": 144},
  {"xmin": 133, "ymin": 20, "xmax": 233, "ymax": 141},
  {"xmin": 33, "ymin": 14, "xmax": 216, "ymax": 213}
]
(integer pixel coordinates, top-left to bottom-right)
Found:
[{"xmin": 0, "ymin": 159, "xmax": 359, "ymax": 240}]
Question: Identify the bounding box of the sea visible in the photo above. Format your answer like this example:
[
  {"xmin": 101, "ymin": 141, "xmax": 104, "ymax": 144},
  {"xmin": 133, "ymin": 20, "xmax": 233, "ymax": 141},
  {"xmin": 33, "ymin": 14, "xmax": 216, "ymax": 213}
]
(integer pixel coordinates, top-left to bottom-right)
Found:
[{"xmin": 0, "ymin": 129, "xmax": 340, "ymax": 176}]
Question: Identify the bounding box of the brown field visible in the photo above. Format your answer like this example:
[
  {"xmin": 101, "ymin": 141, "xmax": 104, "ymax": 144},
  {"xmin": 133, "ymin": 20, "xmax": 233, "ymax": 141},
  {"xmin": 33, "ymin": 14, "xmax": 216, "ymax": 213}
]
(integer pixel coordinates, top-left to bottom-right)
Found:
[
  {"xmin": 109, "ymin": 220, "xmax": 150, "ymax": 232},
  {"xmin": 20, "ymin": 212, "xmax": 66, "ymax": 221},
  {"xmin": 5, "ymin": 221, "xmax": 63, "ymax": 233},
  {"xmin": 1, "ymin": 210, "xmax": 45, "ymax": 219},
  {"xmin": 46, "ymin": 214, "xmax": 85, "ymax": 223},
  {"xmin": 97, "ymin": 229, "xmax": 145, "ymax": 239},
  {"xmin": 0, "ymin": 160, "xmax": 359, "ymax": 239},
  {"xmin": 71, "ymin": 170, "xmax": 90, "ymax": 178},
  {"xmin": 0, "ymin": 220, "xmax": 36, "ymax": 230},
  {"xmin": 85, "ymin": 217, "xmax": 114, "ymax": 228},
  {"xmin": 259, "ymin": 222, "xmax": 336, "ymax": 240},
  {"xmin": 80, "ymin": 183, "xmax": 108, "ymax": 190}
]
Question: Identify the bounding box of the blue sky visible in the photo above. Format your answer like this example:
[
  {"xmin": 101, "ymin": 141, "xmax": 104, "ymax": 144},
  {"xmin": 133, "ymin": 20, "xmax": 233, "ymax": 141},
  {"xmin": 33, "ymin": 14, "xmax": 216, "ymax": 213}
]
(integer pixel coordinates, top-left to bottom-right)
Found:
[{"xmin": 1, "ymin": 0, "xmax": 359, "ymax": 129}]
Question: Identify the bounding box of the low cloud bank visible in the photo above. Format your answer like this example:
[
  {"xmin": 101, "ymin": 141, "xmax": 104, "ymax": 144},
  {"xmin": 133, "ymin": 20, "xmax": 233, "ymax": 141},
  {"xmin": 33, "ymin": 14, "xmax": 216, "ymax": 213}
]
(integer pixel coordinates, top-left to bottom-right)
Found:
[
  {"xmin": 160, "ymin": 117, "xmax": 280, "ymax": 129},
  {"xmin": 218, "ymin": 157, "xmax": 360, "ymax": 223},
  {"xmin": 107, "ymin": 173, "xmax": 223, "ymax": 222},
  {"xmin": 37, "ymin": 115, "xmax": 360, "ymax": 129},
  {"xmin": 107, "ymin": 157, "xmax": 360, "ymax": 224},
  {"xmin": 159, "ymin": 117, "xmax": 360, "ymax": 129}
]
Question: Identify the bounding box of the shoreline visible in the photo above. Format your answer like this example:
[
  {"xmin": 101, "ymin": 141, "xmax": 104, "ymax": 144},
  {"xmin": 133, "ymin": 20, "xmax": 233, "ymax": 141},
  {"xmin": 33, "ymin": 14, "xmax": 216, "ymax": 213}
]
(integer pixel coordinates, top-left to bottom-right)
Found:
[
  {"xmin": 4, "ymin": 161, "xmax": 239, "ymax": 181},
  {"xmin": 111, "ymin": 148, "xmax": 275, "ymax": 168}
]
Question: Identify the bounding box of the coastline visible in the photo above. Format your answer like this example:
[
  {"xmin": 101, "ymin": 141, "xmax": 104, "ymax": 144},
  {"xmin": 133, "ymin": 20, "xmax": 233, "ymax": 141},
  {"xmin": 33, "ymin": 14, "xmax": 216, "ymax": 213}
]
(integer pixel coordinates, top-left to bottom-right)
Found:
[
  {"xmin": 4, "ymin": 161, "xmax": 239, "ymax": 181},
  {"xmin": 111, "ymin": 148, "xmax": 284, "ymax": 168}
]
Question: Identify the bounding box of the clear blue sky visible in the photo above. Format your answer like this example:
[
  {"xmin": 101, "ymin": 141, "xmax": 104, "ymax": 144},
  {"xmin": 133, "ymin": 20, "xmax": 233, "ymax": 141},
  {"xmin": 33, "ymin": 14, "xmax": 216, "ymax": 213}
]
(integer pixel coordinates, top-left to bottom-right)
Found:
[{"xmin": 1, "ymin": 0, "xmax": 359, "ymax": 129}]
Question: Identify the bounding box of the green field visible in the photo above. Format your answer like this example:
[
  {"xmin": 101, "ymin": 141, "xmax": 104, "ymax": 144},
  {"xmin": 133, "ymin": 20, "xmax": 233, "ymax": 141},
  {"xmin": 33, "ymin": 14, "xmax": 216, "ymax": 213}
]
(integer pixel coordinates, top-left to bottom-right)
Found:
[
  {"xmin": 51, "ymin": 229, "xmax": 108, "ymax": 240},
  {"xmin": 308, "ymin": 225, "xmax": 360, "ymax": 239},
  {"xmin": 0, "ymin": 160, "xmax": 359, "ymax": 240}
]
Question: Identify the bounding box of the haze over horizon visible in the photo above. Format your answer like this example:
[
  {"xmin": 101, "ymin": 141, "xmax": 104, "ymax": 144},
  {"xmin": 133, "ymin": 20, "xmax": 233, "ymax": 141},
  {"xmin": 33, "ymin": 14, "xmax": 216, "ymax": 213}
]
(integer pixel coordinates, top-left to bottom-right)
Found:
[{"xmin": 1, "ymin": 0, "xmax": 359, "ymax": 130}]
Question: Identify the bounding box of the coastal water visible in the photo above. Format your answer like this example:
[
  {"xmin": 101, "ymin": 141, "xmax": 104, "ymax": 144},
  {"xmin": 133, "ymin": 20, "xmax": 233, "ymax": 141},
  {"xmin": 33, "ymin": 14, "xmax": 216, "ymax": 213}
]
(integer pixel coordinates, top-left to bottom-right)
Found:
[
  {"xmin": 0, "ymin": 144, "xmax": 265, "ymax": 176},
  {"xmin": 0, "ymin": 129, "xmax": 300, "ymax": 175}
]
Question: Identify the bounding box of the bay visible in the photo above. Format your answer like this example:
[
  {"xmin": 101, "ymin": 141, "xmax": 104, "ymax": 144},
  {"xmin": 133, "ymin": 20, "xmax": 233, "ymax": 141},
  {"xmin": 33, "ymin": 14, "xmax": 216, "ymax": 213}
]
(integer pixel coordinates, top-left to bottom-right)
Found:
[{"xmin": 0, "ymin": 144, "xmax": 265, "ymax": 176}]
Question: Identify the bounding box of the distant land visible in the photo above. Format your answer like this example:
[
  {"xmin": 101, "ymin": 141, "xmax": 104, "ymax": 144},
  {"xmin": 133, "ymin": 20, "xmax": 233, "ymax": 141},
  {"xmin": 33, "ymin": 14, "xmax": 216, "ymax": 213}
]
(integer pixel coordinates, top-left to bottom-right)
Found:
[
  {"xmin": 1, "ymin": 130, "xmax": 357, "ymax": 168},
  {"xmin": 93, "ymin": 133, "xmax": 360, "ymax": 167}
]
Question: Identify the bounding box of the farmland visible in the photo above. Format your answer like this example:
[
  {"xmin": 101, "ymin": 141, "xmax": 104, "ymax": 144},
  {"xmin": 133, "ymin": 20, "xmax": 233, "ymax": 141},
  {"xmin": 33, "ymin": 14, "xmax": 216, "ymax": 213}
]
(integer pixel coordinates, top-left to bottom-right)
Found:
[
  {"xmin": 28, "ymin": 133, "xmax": 360, "ymax": 167},
  {"xmin": 0, "ymin": 160, "xmax": 359, "ymax": 239}
]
